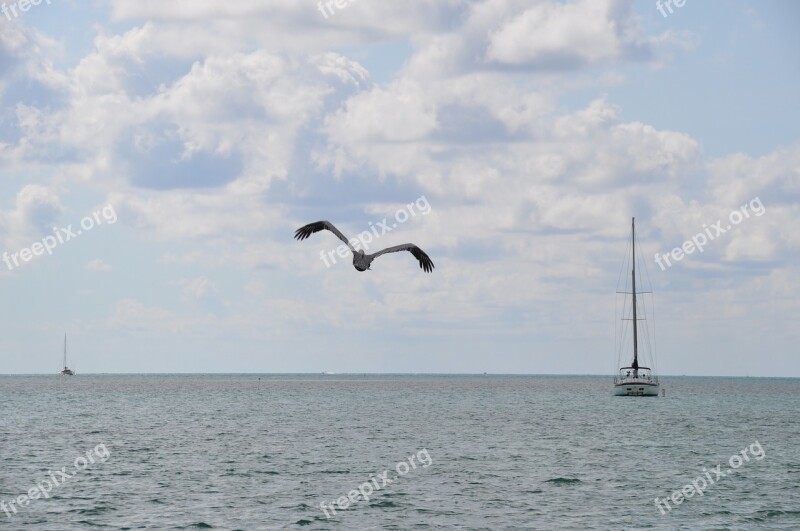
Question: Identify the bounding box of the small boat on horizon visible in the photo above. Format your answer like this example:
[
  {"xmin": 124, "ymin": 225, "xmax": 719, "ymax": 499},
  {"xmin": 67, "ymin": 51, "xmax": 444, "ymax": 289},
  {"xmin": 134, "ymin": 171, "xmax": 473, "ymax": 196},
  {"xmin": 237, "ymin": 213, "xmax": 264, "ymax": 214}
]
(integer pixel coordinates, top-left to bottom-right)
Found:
[
  {"xmin": 613, "ymin": 218, "xmax": 659, "ymax": 397},
  {"xmin": 59, "ymin": 333, "xmax": 75, "ymax": 376}
]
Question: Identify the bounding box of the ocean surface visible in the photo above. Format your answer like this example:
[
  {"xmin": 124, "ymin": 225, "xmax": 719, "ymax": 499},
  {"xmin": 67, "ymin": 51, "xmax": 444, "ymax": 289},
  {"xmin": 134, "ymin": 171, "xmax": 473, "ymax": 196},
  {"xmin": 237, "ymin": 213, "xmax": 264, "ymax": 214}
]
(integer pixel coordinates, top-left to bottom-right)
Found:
[{"xmin": 1, "ymin": 375, "xmax": 798, "ymax": 530}]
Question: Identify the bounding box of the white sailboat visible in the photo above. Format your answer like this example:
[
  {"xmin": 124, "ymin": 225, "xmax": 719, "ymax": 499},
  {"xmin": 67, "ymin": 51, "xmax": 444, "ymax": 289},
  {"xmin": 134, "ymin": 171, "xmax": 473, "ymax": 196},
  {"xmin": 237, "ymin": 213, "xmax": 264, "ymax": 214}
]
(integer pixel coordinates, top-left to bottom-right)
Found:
[
  {"xmin": 613, "ymin": 218, "xmax": 659, "ymax": 397},
  {"xmin": 59, "ymin": 333, "xmax": 75, "ymax": 376}
]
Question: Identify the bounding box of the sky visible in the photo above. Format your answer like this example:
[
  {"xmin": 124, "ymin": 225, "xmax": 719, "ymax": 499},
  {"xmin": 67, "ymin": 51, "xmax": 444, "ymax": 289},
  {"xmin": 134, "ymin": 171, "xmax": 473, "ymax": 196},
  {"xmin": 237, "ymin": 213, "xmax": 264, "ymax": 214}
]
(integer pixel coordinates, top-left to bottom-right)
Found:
[{"xmin": 0, "ymin": 0, "xmax": 798, "ymax": 376}]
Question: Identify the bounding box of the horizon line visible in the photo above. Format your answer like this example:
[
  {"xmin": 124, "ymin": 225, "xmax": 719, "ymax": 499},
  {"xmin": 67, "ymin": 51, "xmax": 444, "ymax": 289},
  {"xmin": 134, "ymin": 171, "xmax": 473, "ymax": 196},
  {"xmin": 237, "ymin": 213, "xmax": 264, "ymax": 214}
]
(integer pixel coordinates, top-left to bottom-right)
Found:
[{"xmin": 1, "ymin": 372, "xmax": 797, "ymax": 378}]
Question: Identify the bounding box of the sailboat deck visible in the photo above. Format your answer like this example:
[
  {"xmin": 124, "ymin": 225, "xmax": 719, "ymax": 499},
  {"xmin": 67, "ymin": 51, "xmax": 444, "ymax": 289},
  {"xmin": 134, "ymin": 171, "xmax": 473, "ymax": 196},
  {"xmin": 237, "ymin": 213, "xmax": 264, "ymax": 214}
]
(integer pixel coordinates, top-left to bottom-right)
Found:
[{"xmin": 614, "ymin": 375, "xmax": 659, "ymax": 386}]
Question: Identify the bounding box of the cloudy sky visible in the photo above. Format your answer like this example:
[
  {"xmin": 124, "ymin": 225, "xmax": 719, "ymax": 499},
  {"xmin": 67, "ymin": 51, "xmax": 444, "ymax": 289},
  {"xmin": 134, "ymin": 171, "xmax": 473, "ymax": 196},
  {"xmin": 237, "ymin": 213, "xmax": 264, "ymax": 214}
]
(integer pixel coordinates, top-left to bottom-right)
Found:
[{"xmin": 1, "ymin": 0, "xmax": 798, "ymax": 376}]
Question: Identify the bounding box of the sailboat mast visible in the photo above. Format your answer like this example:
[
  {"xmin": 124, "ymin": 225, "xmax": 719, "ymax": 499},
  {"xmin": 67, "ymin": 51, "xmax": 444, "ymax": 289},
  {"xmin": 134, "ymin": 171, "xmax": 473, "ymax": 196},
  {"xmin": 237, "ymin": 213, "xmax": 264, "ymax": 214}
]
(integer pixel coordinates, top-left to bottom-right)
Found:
[
  {"xmin": 63, "ymin": 333, "xmax": 67, "ymax": 369},
  {"xmin": 631, "ymin": 218, "xmax": 639, "ymax": 371}
]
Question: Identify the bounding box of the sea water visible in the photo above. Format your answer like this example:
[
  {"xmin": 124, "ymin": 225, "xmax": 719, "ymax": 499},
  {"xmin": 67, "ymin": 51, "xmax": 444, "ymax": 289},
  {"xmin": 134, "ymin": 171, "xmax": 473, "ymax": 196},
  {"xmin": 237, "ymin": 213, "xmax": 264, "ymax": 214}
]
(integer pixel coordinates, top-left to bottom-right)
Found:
[{"xmin": 1, "ymin": 374, "xmax": 798, "ymax": 529}]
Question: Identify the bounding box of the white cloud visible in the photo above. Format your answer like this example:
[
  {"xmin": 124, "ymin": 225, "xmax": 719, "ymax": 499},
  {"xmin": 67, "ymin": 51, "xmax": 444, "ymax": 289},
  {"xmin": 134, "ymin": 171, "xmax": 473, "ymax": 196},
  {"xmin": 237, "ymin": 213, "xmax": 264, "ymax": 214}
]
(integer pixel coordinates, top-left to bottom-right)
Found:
[
  {"xmin": 486, "ymin": 0, "xmax": 644, "ymax": 66},
  {"xmin": 0, "ymin": 185, "xmax": 62, "ymax": 251},
  {"xmin": 109, "ymin": 298, "xmax": 183, "ymax": 333},
  {"xmin": 181, "ymin": 276, "xmax": 216, "ymax": 301},
  {"xmin": 405, "ymin": 0, "xmax": 658, "ymax": 79},
  {"xmin": 86, "ymin": 259, "xmax": 112, "ymax": 271}
]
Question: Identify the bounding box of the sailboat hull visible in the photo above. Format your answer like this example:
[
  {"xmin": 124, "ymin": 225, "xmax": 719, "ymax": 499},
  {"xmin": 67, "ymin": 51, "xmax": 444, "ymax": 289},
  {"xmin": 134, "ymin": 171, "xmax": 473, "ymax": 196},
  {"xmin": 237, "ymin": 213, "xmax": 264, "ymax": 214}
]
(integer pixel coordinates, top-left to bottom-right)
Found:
[{"xmin": 613, "ymin": 380, "xmax": 659, "ymax": 396}]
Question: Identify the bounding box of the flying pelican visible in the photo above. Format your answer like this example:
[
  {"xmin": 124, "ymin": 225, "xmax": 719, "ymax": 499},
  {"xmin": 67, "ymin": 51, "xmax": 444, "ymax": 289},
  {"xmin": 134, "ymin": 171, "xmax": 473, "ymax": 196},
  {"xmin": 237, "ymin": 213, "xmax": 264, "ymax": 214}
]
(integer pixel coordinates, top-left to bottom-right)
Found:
[{"xmin": 294, "ymin": 220, "xmax": 434, "ymax": 273}]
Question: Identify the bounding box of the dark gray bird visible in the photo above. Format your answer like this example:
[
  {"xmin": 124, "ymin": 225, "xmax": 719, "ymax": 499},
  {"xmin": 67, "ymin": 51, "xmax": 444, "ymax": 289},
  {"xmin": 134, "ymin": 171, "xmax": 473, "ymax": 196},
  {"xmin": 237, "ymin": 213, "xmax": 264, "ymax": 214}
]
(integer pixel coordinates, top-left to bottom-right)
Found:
[{"xmin": 295, "ymin": 220, "xmax": 434, "ymax": 273}]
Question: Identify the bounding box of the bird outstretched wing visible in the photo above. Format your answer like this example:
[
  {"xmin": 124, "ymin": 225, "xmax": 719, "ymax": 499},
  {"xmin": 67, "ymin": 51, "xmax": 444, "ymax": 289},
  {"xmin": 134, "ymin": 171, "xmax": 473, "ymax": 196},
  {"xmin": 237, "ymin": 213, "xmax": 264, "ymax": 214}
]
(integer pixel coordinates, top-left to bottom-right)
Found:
[
  {"xmin": 294, "ymin": 221, "xmax": 355, "ymax": 253},
  {"xmin": 369, "ymin": 244, "xmax": 435, "ymax": 273}
]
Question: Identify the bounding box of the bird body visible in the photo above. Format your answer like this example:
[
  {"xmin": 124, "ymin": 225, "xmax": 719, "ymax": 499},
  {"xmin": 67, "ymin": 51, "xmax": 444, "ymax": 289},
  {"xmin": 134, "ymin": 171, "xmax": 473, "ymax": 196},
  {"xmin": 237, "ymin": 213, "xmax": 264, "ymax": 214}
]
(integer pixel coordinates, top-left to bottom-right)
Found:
[
  {"xmin": 353, "ymin": 249, "xmax": 372, "ymax": 271},
  {"xmin": 295, "ymin": 221, "xmax": 434, "ymax": 273}
]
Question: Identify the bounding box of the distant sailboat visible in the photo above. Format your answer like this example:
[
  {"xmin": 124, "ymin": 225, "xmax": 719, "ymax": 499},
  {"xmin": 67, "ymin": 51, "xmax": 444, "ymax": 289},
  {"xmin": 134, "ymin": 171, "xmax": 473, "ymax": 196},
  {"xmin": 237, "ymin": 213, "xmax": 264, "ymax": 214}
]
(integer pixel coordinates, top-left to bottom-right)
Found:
[
  {"xmin": 613, "ymin": 218, "xmax": 659, "ymax": 396},
  {"xmin": 59, "ymin": 333, "xmax": 74, "ymax": 376}
]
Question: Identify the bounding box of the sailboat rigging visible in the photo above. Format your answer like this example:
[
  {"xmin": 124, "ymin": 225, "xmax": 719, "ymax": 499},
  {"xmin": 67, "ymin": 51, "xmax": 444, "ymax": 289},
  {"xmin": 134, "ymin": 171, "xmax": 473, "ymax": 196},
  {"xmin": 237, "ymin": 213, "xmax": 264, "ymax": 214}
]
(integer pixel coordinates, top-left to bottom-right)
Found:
[
  {"xmin": 59, "ymin": 333, "xmax": 74, "ymax": 376},
  {"xmin": 613, "ymin": 218, "xmax": 659, "ymax": 396}
]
